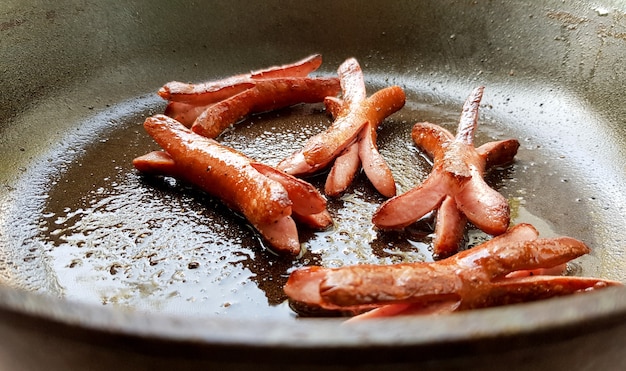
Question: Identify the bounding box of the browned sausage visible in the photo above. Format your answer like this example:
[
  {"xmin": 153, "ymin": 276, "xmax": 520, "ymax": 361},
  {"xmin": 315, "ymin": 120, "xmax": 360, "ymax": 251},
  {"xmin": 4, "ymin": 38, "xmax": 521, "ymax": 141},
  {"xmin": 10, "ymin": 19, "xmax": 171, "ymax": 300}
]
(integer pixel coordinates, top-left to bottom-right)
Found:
[
  {"xmin": 285, "ymin": 223, "xmax": 620, "ymax": 316},
  {"xmin": 278, "ymin": 58, "xmax": 405, "ymax": 197},
  {"xmin": 134, "ymin": 114, "xmax": 329, "ymax": 255}
]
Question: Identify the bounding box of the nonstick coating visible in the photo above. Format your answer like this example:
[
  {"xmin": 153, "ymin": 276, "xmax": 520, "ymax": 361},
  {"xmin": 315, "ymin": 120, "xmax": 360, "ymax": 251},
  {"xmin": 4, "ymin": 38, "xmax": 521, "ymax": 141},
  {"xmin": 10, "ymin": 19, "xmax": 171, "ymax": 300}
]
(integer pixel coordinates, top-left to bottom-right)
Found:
[{"xmin": 1, "ymin": 1, "xmax": 626, "ymax": 370}]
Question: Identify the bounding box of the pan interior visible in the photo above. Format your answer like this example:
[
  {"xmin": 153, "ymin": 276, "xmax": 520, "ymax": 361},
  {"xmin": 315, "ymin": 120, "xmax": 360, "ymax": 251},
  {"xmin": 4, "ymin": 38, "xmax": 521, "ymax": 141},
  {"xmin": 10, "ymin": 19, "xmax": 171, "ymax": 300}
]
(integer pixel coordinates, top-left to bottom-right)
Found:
[{"xmin": 1, "ymin": 71, "xmax": 625, "ymax": 320}]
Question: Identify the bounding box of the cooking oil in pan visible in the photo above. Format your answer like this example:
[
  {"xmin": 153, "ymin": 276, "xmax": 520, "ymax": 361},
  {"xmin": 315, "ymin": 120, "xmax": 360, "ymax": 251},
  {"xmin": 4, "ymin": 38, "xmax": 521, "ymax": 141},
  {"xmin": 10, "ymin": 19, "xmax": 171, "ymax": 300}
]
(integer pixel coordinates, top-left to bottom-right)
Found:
[{"xmin": 0, "ymin": 82, "xmax": 618, "ymax": 319}]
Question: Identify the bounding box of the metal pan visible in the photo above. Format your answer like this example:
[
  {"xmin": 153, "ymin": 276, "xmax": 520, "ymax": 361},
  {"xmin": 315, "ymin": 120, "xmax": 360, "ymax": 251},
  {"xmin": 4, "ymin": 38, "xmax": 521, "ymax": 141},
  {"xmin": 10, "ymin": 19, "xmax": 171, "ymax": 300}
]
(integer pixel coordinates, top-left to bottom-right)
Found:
[{"xmin": 1, "ymin": 0, "xmax": 625, "ymax": 369}]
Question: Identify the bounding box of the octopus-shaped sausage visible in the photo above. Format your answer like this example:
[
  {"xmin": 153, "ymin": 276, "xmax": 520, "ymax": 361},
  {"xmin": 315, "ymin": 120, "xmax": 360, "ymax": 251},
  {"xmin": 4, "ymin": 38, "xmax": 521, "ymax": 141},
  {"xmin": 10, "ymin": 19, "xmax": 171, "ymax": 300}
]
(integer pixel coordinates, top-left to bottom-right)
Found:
[
  {"xmin": 133, "ymin": 115, "xmax": 331, "ymax": 256},
  {"xmin": 373, "ymin": 86, "xmax": 520, "ymax": 258},
  {"xmin": 278, "ymin": 58, "xmax": 406, "ymax": 197},
  {"xmin": 158, "ymin": 54, "xmax": 342, "ymax": 138},
  {"xmin": 285, "ymin": 223, "xmax": 621, "ymax": 319}
]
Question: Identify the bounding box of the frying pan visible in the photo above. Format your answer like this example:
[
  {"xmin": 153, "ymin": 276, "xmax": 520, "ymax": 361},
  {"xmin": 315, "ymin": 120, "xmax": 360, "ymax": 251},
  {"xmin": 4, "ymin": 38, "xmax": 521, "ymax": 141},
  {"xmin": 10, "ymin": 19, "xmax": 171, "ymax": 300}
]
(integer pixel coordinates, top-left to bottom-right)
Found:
[{"xmin": 1, "ymin": 0, "xmax": 625, "ymax": 369}]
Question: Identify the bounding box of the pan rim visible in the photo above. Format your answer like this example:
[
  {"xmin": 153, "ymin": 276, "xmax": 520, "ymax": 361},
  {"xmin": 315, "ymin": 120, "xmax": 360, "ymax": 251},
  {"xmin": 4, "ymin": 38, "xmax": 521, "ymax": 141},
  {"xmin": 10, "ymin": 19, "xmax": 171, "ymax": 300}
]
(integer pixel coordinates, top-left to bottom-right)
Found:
[{"xmin": 1, "ymin": 284, "xmax": 625, "ymax": 349}]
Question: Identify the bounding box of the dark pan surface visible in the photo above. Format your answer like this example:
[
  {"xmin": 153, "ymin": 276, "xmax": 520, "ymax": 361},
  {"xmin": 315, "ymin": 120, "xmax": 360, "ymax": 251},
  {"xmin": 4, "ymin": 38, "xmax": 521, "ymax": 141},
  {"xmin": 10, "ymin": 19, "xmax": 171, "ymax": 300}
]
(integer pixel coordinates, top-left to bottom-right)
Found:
[
  {"xmin": 1, "ymin": 0, "xmax": 626, "ymax": 369},
  {"xmin": 2, "ymin": 77, "xmax": 624, "ymax": 320}
]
